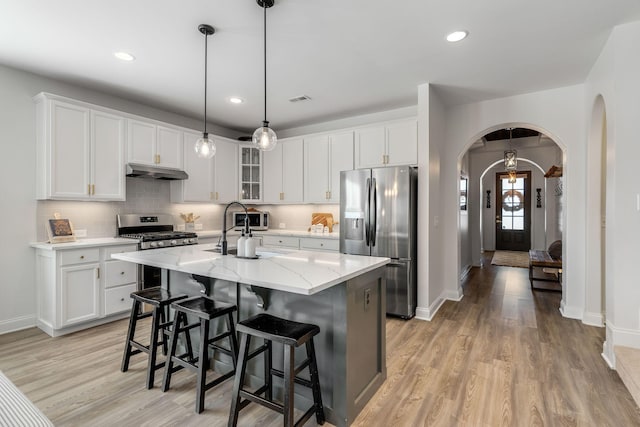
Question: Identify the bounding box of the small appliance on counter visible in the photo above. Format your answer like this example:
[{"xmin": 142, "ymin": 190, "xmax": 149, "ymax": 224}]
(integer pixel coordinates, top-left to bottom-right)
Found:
[{"xmin": 233, "ymin": 210, "xmax": 269, "ymax": 231}]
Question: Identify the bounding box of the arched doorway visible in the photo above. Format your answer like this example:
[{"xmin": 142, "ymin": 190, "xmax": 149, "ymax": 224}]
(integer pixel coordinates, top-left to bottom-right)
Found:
[{"xmin": 458, "ymin": 125, "xmax": 565, "ymax": 290}]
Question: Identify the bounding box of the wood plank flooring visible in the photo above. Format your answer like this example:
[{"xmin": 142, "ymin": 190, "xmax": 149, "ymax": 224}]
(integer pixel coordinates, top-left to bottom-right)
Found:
[{"xmin": 1, "ymin": 252, "xmax": 639, "ymax": 426}]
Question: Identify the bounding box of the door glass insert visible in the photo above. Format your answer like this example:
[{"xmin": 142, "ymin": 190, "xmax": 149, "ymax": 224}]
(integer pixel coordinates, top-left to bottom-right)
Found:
[{"xmin": 501, "ymin": 177, "xmax": 525, "ymax": 231}]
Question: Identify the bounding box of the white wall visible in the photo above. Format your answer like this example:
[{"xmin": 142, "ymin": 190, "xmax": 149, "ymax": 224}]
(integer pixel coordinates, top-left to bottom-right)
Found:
[
  {"xmin": 437, "ymin": 85, "xmax": 586, "ymax": 322},
  {"xmin": 586, "ymin": 21, "xmax": 640, "ymax": 365},
  {"xmin": 0, "ymin": 63, "xmax": 239, "ymax": 334}
]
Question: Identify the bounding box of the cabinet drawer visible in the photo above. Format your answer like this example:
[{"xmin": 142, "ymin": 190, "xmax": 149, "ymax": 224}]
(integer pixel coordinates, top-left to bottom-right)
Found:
[
  {"xmin": 104, "ymin": 245, "xmax": 137, "ymax": 258},
  {"xmin": 104, "ymin": 261, "xmax": 137, "ymax": 288},
  {"xmin": 300, "ymin": 237, "xmax": 339, "ymax": 252},
  {"xmin": 261, "ymin": 235, "xmax": 299, "ymax": 249},
  {"xmin": 104, "ymin": 284, "xmax": 136, "ymax": 315},
  {"xmin": 59, "ymin": 248, "xmax": 100, "ymax": 266}
]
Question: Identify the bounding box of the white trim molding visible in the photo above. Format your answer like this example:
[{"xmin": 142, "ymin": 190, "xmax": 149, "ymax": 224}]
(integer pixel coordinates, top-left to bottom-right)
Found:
[
  {"xmin": 560, "ymin": 300, "xmax": 583, "ymax": 320},
  {"xmin": 582, "ymin": 311, "xmax": 605, "ymax": 327},
  {"xmin": 602, "ymin": 321, "xmax": 640, "ymax": 369},
  {"xmin": 415, "ymin": 289, "xmax": 464, "ymax": 321},
  {"xmin": 0, "ymin": 315, "xmax": 36, "ymax": 335}
]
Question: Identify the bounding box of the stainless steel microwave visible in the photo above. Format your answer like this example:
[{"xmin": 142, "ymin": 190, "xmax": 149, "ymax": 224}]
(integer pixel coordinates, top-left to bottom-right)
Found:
[{"xmin": 233, "ymin": 211, "xmax": 269, "ymax": 231}]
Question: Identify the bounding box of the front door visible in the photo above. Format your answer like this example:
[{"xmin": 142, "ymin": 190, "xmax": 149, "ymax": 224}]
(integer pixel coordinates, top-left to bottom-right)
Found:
[{"xmin": 496, "ymin": 171, "xmax": 531, "ymax": 251}]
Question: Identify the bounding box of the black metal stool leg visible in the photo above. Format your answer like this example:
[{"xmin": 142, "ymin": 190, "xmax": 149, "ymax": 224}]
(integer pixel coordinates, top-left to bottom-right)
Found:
[
  {"xmin": 146, "ymin": 306, "xmax": 162, "ymax": 389},
  {"xmin": 283, "ymin": 344, "xmax": 295, "ymax": 427},
  {"xmin": 195, "ymin": 318, "xmax": 210, "ymax": 414},
  {"xmin": 228, "ymin": 333, "xmax": 251, "ymax": 427},
  {"xmin": 121, "ymin": 300, "xmax": 140, "ymax": 372},
  {"xmin": 226, "ymin": 312, "xmax": 239, "ymax": 369},
  {"xmin": 161, "ymin": 311, "xmax": 182, "ymax": 392},
  {"xmin": 307, "ymin": 338, "xmax": 325, "ymax": 424},
  {"xmin": 265, "ymin": 340, "xmax": 272, "ymax": 401},
  {"xmin": 160, "ymin": 305, "xmax": 169, "ymax": 355}
]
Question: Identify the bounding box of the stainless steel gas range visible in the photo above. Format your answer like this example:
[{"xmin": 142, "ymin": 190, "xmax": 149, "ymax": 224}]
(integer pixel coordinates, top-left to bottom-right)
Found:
[{"xmin": 117, "ymin": 213, "xmax": 198, "ymax": 289}]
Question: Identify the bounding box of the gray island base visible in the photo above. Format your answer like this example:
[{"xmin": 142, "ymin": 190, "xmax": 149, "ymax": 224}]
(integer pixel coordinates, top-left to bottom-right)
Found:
[{"xmin": 112, "ymin": 245, "xmax": 388, "ymax": 426}]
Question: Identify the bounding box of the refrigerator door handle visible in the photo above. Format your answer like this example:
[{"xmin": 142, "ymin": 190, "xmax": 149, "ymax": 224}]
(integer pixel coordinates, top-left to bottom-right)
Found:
[
  {"xmin": 370, "ymin": 177, "xmax": 377, "ymax": 246},
  {"xmin": 364, "ymin": 177, "xmax": 371, "ymax": 246}
]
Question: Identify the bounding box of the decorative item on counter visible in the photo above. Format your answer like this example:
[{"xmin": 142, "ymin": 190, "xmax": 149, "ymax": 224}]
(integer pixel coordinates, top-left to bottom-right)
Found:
[
  {"xmin": 245, "ymin": 231, "xmax": 257, "ymax": 258},
  {"xmin": 308, "ymin": 212, "xmax": 336, "ymax": 233},
  {"xmin": 237, "ymin": 230, "xmax": 247, "ymax": 257},
  {"xmin": 46, "ymin": 213, "xmax": 76, "ymax": 243},
  {"xmin": 180, "ymin": 213, "xmax": 200, "ymax": 231}
]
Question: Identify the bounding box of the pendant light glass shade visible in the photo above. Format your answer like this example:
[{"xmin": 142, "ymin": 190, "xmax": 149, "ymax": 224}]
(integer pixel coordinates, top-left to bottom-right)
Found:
[
  {"xmin": 195, "ymin": 133, "xmax": 216, "ymax": 158},
  {"xmin": 252, "ymin": 121, "xmax": 277, "ymax": 151},
  {"xmin": 195, "ymin": 24, "xmax": 216, "ymax": 159},
  {"xmin": 253, "ymin": 0, "xmax": 277, "ymax": 152}
]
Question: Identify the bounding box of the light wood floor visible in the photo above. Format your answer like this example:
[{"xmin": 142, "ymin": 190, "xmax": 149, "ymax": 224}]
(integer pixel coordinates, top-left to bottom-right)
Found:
[{"xmin": 1, "ymin": 252, "xmax": 639, "ymax": 426}]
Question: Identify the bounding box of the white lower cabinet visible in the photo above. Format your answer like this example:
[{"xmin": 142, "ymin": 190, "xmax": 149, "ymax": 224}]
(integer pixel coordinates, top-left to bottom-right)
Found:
[
  {"xmin": 59, "ymin": 261, "xmax": 100, "ymax": 327},
  {"xmin": 261, "ymin": 235, "xmax": 339, "ymax": 252},
  {"xmin": 103, "ymin": 249, "xmax": 137, "ymax": 316},
  {"xmin": 35, "ymin": 243, "xmax": 137, "ymax": 337},
  {"xmin": 299, "ymin": 237, "xmax": 339, "ymax": 252},
  {"xmin": 261, "ymin": 235, "xmax": 300, "ymax": 249}
]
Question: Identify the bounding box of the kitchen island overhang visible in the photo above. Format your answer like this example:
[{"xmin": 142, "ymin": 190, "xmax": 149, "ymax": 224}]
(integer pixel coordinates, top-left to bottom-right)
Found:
[{"xmin": 112, "ymin": 244, "xmax": 389, "ymax": 427}]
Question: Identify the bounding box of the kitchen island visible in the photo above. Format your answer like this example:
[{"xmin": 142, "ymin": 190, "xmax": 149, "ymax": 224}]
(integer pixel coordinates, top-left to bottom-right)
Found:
[{"xmin": 112, "ymin": 243, "xmax": 389, "ymax": 427}]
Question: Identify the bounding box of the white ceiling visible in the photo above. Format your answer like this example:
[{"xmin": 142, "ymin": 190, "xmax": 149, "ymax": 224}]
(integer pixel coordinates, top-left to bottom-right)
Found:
[{"xmin": 2, "ymin": 0, "xmax": 640, "ymax": 133}]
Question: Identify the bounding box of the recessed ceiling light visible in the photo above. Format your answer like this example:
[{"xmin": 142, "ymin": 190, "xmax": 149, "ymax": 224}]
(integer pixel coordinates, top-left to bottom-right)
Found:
[
  {"xmin": 113, "ymin": 51, "xmax": 135, "ymax": 61},
  {"xmin": 446, "ymin": 30, "xmax": 468, "ymax": 43},
  {"xmin": 228, "ymin": 97, "xmax": 244, "ymax": 104}
]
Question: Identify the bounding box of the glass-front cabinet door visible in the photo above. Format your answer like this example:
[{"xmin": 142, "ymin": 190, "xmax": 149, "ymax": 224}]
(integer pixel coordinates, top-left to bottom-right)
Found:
[{"xmin": 239, "ymin": 145, "xmax": 262, "ymax": 202}]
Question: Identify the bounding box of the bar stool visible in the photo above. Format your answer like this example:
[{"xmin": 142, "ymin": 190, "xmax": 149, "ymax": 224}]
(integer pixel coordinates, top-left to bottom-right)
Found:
[
  {"xmin": 161, "ymin": 296, "xmax": 239, "ymax": 414},
  {"xmin": 228, "ymin": 313, "xmax": 325, "ymax": 427},
  {"xmin": 121, "ymin": 287, "xmax": 189, "ymax": 389}
]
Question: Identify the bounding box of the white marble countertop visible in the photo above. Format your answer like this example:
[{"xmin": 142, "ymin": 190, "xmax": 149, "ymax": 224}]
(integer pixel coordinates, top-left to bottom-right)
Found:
[
  {"xmin": 197, "ymin": 229, "xmax": 339, "ymax": 240},
  {"xmin": 30, "ymin": 237, "xmax": 137, "ymax": 250},
  {"xmin": 111, "ymin": 243, "xmax": 388, "ymax": 295}
]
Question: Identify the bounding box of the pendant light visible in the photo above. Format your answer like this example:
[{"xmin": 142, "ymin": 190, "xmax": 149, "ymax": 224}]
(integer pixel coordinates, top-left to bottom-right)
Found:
[
  {"xmin": 503, "ymin": 127, "xmax": 517, "ymax": 171},
  {"xmin": 252, "ymin": 0, "xmax": 277, "ymax": 152},
  {"xmin": 194, "ymin": 24, "xmax": 216, "ymax": 159}
]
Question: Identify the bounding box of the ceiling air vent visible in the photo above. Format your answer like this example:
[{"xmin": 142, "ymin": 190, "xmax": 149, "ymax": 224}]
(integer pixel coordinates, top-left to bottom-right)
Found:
[{"xmin": 288, "ymin": 95, "xmax": 311, "ymax": 103}]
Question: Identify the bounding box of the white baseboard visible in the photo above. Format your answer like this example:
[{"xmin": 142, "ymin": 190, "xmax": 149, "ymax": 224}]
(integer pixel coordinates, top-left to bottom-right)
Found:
[
  {"xmin": 602, "ymin": 338, "xmax": 615, "ymax": 369},
  {"xmin": 583, "ymin": 311, "xmax": 605, "ymax": 327},
  {"xmin": 559, "ymin": 300, "xmax": 583, "ymax": 320},
  {"xmin": 415, "ymin": 288, "xmax": 464, "ymax": 321},
  {"xmin": 606, "ymin": 320, "xmax": 640, "ymax": 350},
  {"xmin": 0, "ymin": 315, "xmax": 36, "ymax": 335}
]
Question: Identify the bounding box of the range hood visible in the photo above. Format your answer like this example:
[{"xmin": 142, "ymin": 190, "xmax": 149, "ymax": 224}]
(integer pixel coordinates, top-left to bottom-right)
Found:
[{"xmin": 126, "ymin": 163, "xmax": 188, "ymax": 180}]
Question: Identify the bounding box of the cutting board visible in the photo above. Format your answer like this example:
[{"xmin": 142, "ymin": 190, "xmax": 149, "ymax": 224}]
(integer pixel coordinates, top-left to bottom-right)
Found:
[{"xmin": 310, "ymin": 212, "xmax": 334, "ymax": 232}]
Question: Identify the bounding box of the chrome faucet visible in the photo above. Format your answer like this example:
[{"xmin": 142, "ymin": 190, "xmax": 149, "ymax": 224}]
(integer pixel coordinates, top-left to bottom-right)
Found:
[{"xmin": 221, "ymin": 201, "xmax": 250, "ymax": 255}]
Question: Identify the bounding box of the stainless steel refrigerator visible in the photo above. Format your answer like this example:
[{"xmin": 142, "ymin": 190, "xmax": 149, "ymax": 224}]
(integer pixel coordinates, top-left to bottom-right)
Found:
[{"xmin": 340, "ymin": 166, "xmax": 417, "ymax": 318}]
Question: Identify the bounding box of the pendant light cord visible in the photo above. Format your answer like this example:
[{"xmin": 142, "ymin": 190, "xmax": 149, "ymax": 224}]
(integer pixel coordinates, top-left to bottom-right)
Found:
[
  {"xmin": 263, "ymin": 2, "xmax": 267, "ymax": 125},
  {"xmin": 203, "ymin": 31, "xmax": 209, "ymax": 135}
]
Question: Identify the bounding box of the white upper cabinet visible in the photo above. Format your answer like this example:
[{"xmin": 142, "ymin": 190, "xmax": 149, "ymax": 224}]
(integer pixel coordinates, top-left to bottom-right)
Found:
[
  {"xmin": 354, "ymin": 118, "xmax": 417, "ymax": 168},
  {"xmin": 35, "ymin": 94, "xmax": 125, "ymax": 201},
  {"xmin": 91, "ymin": 111, "xmax": 126, "ymax": 200},
  {"xmin": 213, "ymin": 137, "xmax": 238, "ymax": 203},
  {"xmin": 263, "ymin": 138, "xmax": 304, "ymax": 204},
  {"xmin": 304, "ymin": 131, "xmax": 354, "ymax": 203},
  {"xmin": 171, "ymin": 131, "xmax": 214, "ymax": 203},
  {"xmin": 239, "ymin": 145, "xmax": 262, "ymax": 202},
  {"xmin": 127, "ymin": 119, "xmax": 183, "ymax": 169},
  {"xmin": 170, "ymin": 134, "xmax": 238, "ymax": 203},
  {"xmin": 156, "ymin": 126, "xmax": 183, "ymax": 169}
]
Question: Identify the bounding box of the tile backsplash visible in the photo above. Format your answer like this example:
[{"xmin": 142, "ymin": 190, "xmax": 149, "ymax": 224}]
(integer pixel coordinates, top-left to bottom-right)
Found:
[{"xmin": 36, "ymin": 178, "xmax": 339, "ymax": 241}]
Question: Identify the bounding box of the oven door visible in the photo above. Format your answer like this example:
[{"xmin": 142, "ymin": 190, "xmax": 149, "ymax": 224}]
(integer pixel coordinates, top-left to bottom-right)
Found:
[{"xmin": 139, "ymin": 264, "xmax": 162, "ymax": 290}]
